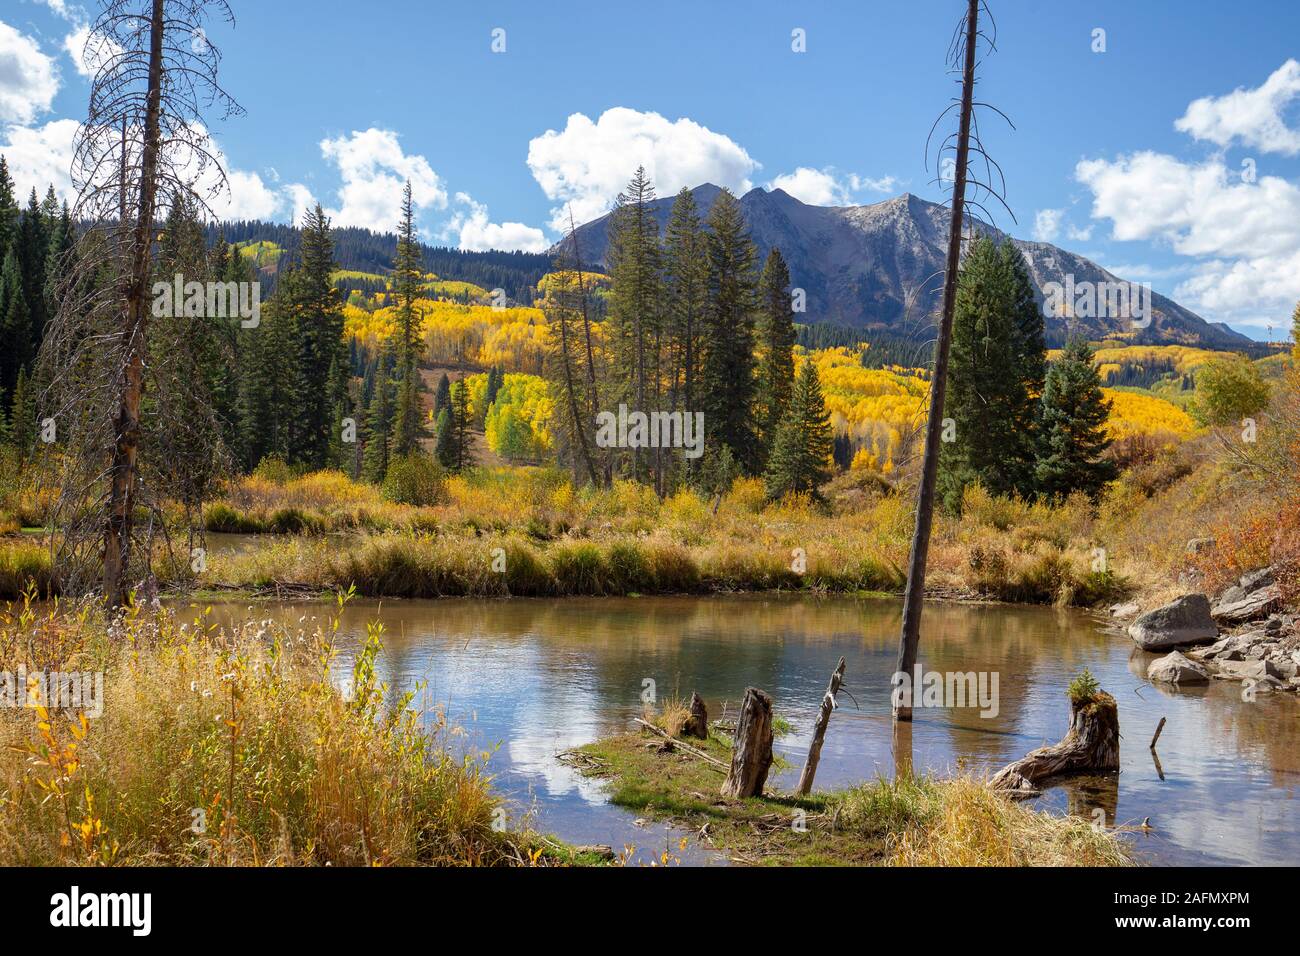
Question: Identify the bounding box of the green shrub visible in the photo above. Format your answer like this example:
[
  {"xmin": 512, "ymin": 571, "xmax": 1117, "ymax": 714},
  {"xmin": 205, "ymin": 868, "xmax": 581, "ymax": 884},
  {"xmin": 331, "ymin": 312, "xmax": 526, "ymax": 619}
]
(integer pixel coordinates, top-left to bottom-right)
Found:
[
  {"xmin": 605, "ymin": 541, "xmax": 654, "ymax": 593},
  {"xmin": 549, "ymin": 542, "xmax": 608, "ymax": 595},
  {"xmin": 382, "ymin": 453, "xmax": 444, "ymax": 507}
]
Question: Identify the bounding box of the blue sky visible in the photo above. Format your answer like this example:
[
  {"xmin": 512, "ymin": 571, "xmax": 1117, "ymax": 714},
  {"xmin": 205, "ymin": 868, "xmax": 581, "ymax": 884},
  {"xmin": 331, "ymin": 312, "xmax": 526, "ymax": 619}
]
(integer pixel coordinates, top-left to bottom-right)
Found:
[{"xmin": 3, "ymin": 0, "xmax": 1299, "ymax": 339}]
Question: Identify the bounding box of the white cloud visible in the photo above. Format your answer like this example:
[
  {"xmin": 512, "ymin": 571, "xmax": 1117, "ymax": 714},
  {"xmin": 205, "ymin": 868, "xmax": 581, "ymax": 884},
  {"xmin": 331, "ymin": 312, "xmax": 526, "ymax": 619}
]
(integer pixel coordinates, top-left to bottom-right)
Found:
[
  {"xmin": 1076, "ymin": 150, "xmax": 1300, "ymax": 323},
  {"xmin": 0, "ymin": 117, "xmax": 78, "ymax": 201},
  {"xmin": 442, "ymin": 192, "xmax": 548, "ymax": 253},
  {"xmin": 63, "ymin": 23, "xmax": 121, "ymax": 79},
  {"xmin": 1175, "ymin": 59, "xmax": 1300, "ymax": 156},
  {"xmin": 281, "ymin": 183, "xmax": 319, "ymax": 224},
  {"xmin": 38, "ymin": 0, "xmax": 79, "ymax": 20},
  {"xmin": 849, "ymin": 173, "xmax": 898, "ymax": 193},
  {"xmin": 319, "ymin": 127, "xmax": 447, "ymax": 231},
  {"xmin": 527, "ymin": 107, "xmax": 758, "ymax": 230},
  {"xmin": 766, "ymin": 166, "xmax": 896, "ymax": 206},
  {"xmin": 1066, "ymin": 223, "xmax": 1093, "ymax": 242},
  {"xmin": 1032, "ymin": 208, "xmax": 1063, "ymax": 242},
  {"xmin": 0, "ymin": 20, "xmax": 60, "ymax": 124}
]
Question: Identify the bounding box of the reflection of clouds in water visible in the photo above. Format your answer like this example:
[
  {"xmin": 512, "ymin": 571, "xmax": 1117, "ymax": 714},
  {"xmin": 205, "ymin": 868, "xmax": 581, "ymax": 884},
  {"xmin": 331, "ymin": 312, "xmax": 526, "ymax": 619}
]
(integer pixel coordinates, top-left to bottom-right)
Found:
[{"xmin": 197, "ymin": 594, "xmax": 1300, "ymax": 866}]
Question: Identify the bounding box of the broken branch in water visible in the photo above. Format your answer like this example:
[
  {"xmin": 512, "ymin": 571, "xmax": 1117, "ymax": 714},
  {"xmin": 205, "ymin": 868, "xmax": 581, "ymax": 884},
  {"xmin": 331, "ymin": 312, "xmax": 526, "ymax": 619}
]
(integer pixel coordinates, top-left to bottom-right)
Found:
[{"xmin": 1149, "ymin": 717, "xmax": 1167, "ymax": 750}]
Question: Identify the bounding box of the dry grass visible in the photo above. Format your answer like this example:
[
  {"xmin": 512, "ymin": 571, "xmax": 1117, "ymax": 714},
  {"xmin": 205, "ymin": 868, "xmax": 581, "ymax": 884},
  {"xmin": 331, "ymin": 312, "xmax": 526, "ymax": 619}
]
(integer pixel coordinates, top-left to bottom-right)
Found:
[
  {"xmin": 871, "ymin": 776, "xmax": 1131, "ymax": 867},
  {"xmin": 0, "ymin": 593, "xmax": 549, "ymax": 866}
]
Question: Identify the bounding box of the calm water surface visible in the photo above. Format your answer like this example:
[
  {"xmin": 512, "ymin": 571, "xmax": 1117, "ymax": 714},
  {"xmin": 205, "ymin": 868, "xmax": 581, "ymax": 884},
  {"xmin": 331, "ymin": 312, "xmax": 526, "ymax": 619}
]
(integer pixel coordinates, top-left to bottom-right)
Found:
[{"xmin": 203, "ymin": 594, "xmax": 1298, "ymax": 866}]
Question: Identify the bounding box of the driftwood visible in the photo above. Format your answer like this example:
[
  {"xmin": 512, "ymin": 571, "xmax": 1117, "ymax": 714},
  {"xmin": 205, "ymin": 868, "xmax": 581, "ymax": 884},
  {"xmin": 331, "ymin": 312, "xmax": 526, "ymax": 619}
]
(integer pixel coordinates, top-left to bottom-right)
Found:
[
  {"xmin": 721, "ymin": 688, "xmax": 774, "ymax": 799},
  {"xmin": 684, "ymin": 691, "xmax": 708, "ymax": 740},
  {"xmin": 797, "ymin": 657, "xmax": 846, "ymax": 795},
  {"xmin": 632, "ymin": 718, "xmax": 727, "ymax": 771},
  {"xmin": 990, "ymin": 691, "xmax": 1120, "ymax": 797}
]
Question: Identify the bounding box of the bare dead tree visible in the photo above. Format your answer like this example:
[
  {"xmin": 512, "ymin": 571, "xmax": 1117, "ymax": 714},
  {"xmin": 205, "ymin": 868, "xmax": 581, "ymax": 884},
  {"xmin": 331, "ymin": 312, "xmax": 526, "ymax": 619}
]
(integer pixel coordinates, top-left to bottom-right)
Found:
[
  {"xmin": 893, "ymin": 0, "xmax": 1012, "ymax": 719},
  {"xmin": 39, "ymin": 0, "xmax": 243, "ymax": 607}
]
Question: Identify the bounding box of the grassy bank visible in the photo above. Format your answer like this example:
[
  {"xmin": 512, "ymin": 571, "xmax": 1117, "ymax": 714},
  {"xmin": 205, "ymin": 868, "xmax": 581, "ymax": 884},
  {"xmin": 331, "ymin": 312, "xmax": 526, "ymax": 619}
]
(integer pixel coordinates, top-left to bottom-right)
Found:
[
  {"xmin": 0, "ymin": 594, "xmax": 559, "ymax": 866},
  {"xmin": 575, "ymin": 728, "xmax": 1130, "ymax": 866},
  {"xmin": 5, "ymin": 404, "xmax": 1297, "ymax": 609}
]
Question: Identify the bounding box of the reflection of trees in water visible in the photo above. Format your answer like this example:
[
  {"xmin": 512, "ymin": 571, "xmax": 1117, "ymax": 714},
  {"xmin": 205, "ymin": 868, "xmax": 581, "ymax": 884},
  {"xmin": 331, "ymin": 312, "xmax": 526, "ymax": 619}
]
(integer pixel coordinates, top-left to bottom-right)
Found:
[{"xmin": 1061, "ymin": 773, "xmax": 1119, "ymax": 827}]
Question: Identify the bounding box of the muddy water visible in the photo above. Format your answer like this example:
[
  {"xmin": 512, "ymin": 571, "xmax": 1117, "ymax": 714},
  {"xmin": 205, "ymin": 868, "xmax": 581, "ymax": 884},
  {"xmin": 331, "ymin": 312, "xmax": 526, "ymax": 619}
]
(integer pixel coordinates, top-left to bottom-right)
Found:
[{"xmin": 202, "ymin": 594, "xmax": 1298, "ymax": 865}]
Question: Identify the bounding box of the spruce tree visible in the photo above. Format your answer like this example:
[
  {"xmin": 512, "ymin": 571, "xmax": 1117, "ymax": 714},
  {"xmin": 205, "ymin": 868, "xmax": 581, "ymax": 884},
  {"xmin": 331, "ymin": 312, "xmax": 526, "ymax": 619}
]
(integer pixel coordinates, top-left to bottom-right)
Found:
[
  {"xmin": 0, "ymin": 248, "xmax": 31, "ymax": 403},
  {"xmin": 757, "ymin": 247, "xmax": 797, "ymax": 460},
  {"xmin": 434, "ymin": 371, "xmax": 451, "ymax": 417},
  {"xmin": 390, "ymin": 181, "xmax": 429, "ymax": 456},
  {"xmin": 284, "ymin": 204, "xmax": 343, "ymax": 467},
  {"xmin": 361, "ymin": 364, "xmax": 394, "ymax": 482},
  {"xmin": 17, "ymin": 189, "xmax": 47, "ymax": 356},
  {"xmin": 605, "ymin": 166, "xmax": 662, "ymax": 483},
  {"xmin": 9, "ymin": 366, "xmax": 35, "ymax": 459},
  {"xmin": 664, "ymin": 187, "xmax": 706, "ymax": 423},
  {"xmin": 699, "ymin": 188, "xmax": 760, "ymax": 474},
  {"xmin": 0, "ymin": 158, "xmax": 16, "ymax": 262},
  {"xmin": 433, "ymin": 407, "xmax": 454, "ymax": 468},
  {"xmin": 938, "ymin": 235, "xmax": 1045, "ymax": 511},
  {"xmin": 1034, "ymin": 339, "xmax": 1118, "ymax": 500},
  {"xmin": 764, "ymin": 359, "xmax": 833, "ymax": 501},
  {"xmin": 451, "ymin": 379, "xmax": 475, "ymax": 472}
]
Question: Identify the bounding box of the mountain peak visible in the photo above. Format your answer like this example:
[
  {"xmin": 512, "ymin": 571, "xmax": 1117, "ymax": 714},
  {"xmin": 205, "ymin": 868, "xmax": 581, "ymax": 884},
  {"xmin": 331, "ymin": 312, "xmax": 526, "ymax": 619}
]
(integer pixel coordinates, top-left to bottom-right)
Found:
[{"xmin": 555, "ymin": 183, "xmax": 1252, "ymax": 349}]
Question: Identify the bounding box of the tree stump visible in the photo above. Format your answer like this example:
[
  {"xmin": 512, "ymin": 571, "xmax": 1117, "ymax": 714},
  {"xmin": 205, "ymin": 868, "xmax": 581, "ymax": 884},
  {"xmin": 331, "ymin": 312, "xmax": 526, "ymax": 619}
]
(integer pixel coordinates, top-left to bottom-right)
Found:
[
  {"xmin": 990, "ymin": 691, "xmax": 1120, "ymax": 796},
  {"xmin": 721, "ymin": 687, "xmax": 774, "ymax": 799},
  {"xmin": 683, "ymin": 691, "xmax": 708, "ymax": 740},
  {"xmin": 797, "ymin": 657, "xmax": 845, "ymax": 795}
]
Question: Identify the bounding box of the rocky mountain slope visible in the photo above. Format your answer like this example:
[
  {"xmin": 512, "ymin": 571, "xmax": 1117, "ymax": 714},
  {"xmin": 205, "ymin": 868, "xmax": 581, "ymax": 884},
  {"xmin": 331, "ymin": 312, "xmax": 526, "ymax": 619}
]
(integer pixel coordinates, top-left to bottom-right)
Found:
[{"xmin": 556, "ymin": 185, "xmax": 1254, "ymax": 349}]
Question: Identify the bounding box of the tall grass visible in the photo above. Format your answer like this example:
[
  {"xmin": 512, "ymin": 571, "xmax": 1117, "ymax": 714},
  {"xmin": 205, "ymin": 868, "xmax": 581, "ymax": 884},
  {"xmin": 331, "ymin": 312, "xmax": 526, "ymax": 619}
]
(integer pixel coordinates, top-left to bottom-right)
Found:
[
  {"xmin": 836, "ymin": 775, "xmax": 1131, "ymax": 867},
  {"xmin": 0, "ymin": 593, "xmax": 543, "ymax": 866}
]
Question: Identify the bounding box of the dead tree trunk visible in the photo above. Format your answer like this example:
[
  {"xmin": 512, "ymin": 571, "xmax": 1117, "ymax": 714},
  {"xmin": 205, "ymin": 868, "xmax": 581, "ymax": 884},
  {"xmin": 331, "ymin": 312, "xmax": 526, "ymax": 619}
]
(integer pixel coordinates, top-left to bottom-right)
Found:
[
  {"xmin": 104, "ymin": 0, "xmax": 165, "ymax": 609},
  {"xmin": 721, "ymin": 687, "xmax": 773, "ymax": 799},
  {"xmin": 797, "ymin": 657, "xmax": 845, "ymax": 795},
  {"xmin": 990, "ymin": 692, "xmax": 1120, "ymax": 796},
  {"xmin": 892, "ymin": 0, "xmax": 980, "ymax": 720},
  {"xmin": 684, "ymin": 691, "xmax": 708, "ymax": 740}
]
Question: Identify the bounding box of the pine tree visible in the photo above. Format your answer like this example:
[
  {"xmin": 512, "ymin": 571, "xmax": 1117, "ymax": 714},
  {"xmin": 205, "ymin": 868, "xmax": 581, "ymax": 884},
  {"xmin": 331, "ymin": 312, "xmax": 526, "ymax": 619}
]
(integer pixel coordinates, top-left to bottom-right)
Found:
[
  {"xmin": 284, "ymin": 204, "xmax": 344, "ymax": 467},
  {"xmin": 390, "ymin": 181, "xmax": 429, "ymax": 456},
  {"xmin": 433, "ymin": 407, "xmax": 454, "ymax": 468},
  {"xmin": 0, "ymin": 248, "xmax": 31, "ymax": 403},
  {"xmin": 764, "ymin": 359, "xmax": 833, "ymax": 501},
  {"xmin": 664, "ymin": 188, "xmax": 707, "ymax": 477},
  {"xmin": 757, "ymin": 247, "xmax": 797, "ymax": 461},
  {"xmin": 938, "ymin": 235, "xmax": 1046, "ymax": 510},
  {"xmin": 699, "ymin": 188, "xmax": 760, "ymax": 474},
  {"xmin": 605, "ymin": 167, "xmax": 662, "ymax": 483},
  {"xmin": 17, "ymin": 189, "xmax": 48, "ymax": 357},
  {"xmin": 361, "ymin": 364, "xmax": 393, "ymax": 482},
  {"xmin": 451, "ymin": 378, "xmax": 475, "ymax": 472},
  {"xmin": 434, "ymin": 371, "xmax": 451, "ymax": 418},
  {"xmin": 0, "ymin": 158, "xmax": 17, "ymax": 269},
  {"xmin": 9, "ymin": 366, "xmax": 35, "ymax": 459},
  {"xmin": 1034, "ymin": 338, "xmax": 1118, "ymax": 500}
]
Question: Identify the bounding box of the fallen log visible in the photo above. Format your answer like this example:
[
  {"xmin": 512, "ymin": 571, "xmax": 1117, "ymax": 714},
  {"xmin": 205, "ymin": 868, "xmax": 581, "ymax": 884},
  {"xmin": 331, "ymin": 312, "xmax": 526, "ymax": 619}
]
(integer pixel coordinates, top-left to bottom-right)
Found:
[
  {"xmin": 632, "ymin": 718, "xmax": 727, "ymax": 770},
  {"xmin": 721, "ymin": 687, "xmax": 774, "ymax": 799},
  {"xmin": 797, "ymin": 657, "xmax": 846, "ymax": 795},
  {"xmin": 990, "ymin": 690, "xmax": 1120, "ymax": 797}
]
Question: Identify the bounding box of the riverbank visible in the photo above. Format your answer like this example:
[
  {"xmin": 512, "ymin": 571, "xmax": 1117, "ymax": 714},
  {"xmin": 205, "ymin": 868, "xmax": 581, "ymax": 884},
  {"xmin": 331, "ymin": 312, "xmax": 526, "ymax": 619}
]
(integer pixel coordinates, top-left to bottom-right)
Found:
[
  {"xmin": 0, "ymin": 595, "xmax": 570, "ymax": 866},
  {"xmin": 572, "ymin": 727, "xmax": 1131, "ymax": 866}
]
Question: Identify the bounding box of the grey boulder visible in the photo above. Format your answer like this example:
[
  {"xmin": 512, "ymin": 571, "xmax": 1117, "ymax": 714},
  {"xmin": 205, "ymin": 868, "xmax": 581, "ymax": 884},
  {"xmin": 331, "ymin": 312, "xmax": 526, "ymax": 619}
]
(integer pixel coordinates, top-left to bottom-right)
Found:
[
  {"xmin": 1129, "ymin": 594, "xmax": 1219, "ymax": 651},
  {"xmin": 1147, "ymin": 651, "xmax": 1210, "ymax": 685}
]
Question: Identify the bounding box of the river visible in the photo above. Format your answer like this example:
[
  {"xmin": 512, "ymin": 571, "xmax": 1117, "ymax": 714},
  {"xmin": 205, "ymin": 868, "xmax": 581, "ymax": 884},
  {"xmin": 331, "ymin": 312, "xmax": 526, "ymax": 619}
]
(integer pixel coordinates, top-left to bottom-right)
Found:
[{"xmin": 203, "ymin": 593, "xmax": 1298, "ymax": 865}]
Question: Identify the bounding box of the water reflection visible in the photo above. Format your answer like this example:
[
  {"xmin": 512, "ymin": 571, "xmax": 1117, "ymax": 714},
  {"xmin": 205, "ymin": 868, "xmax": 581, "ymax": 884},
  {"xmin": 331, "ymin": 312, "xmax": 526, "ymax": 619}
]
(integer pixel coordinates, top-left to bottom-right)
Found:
[{"xmin": 201, "ymin": 593, "xmax": 1298, "ymax": 865}]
